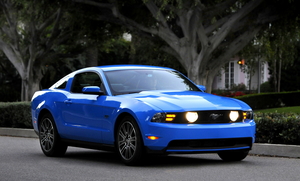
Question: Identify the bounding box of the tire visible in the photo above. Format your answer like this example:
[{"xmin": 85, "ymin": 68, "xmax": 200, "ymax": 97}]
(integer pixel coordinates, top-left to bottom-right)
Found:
[
  {"xmin": 39, "ymin": 113, "xmax": 67, "ymax": 157},
  {"xmin": 218, "ymin": 150, "xmax": 249, "ymax": 161},
  {"xmin": 116, "ymin": 116, "xmax": 144, "ymax": 165}
]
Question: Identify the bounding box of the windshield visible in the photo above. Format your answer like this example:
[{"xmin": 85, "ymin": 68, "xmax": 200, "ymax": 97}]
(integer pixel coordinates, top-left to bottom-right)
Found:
[{"xmin": 104, "ymin": 69, "xmax": 200, "ymax": 95}]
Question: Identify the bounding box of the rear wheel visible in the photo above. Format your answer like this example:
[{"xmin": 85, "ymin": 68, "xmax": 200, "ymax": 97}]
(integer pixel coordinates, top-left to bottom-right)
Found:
[
  {"xmin": 39, "ymin": 113, "xmax": 67, "ymax": 157},
  {"xmin": 116, "ymin": 116, "xmax": 144, "ymax": 165},
  {"xmin": 218, "ymin": 150, "xmax": 249, "ymax": 161}
]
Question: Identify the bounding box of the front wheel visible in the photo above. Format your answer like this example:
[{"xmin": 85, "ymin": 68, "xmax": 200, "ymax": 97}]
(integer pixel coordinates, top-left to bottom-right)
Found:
[
  {"xmin": 218, "ymin": 150, "xmax": 249, "ymax": 161},
  {"xmin": 39, "ymin": 113, "xmax": 67, "ymax": 157},
  {"xmin": 116, "ymin": 116, "xmax": 144, "ymax": 165}
]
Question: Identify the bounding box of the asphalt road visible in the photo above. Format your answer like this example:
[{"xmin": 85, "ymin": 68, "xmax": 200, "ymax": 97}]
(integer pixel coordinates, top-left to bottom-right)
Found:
[{"xmin": 0, "ymin": 136, "xmax": 299, "ymax": 181}]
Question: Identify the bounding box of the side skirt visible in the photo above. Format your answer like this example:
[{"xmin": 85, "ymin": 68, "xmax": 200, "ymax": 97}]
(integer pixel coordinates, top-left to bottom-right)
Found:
[{"xmin": 61, "ymin": 139, "xmax": 115, "ymax": 152}]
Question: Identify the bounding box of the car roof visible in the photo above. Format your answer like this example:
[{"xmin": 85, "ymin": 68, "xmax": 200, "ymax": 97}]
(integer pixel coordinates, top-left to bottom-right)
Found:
[{"xmin": 96, "ymin": 65, "xmax": 175, "ymax": 72}]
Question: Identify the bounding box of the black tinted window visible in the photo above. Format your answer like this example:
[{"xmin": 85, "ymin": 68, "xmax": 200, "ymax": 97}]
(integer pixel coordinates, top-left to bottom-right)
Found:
[
  {"xmin": 104, "ymin": 69, "xmax": 199, "ymax": 95},
  {"xmin": 71, "ymin": 72, "xmax": 101, "ymax": 93}
]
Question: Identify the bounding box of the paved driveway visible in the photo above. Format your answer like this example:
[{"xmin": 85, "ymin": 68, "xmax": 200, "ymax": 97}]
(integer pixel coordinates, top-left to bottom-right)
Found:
[{"xmin": 1, "ymin": 136, "xmax": 300, "ymax": 181}]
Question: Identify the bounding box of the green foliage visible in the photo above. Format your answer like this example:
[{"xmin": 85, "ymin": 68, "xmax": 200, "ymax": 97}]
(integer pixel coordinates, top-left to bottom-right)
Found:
[
  {"xmin": 129, "ymin": 35, "xmax": 186, "ymax": 73},
  {"xmin": 258, "ymin": 106, "xmax": 300, "ymax": 114},
  {"xmin": 236, "ymin": 91, "xmax": 300, "ymax": 110},
  {"xmin": 0, "ymin": 102, "xmax": 32, "ymax": 128},
  {"xmin": 230, "ymin": 83, "xmax": 247, "ymax": 91},
  {"xmin": 99, "ymin": 37, "xmax": 131, "ymax": 65},
  {"xmin": 259, "ymin": 19, "xmax": 300, "ymax": 92},
  {"xmin": 260, "ymin": 81, "xmax": 273, "ymax": 93},
  {"xmin": 255, "ymin": 112, "xmax": 300, "ymax": 145},
  {"xmin": 278, "ymin": 42, "xmax": 300, "ymax": 91}
]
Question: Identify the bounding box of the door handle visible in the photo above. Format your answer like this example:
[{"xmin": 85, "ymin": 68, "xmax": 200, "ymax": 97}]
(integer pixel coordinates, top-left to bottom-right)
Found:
[{"xmin": 64, "ymin": 100, "xmax": 72, "ymax": 104}]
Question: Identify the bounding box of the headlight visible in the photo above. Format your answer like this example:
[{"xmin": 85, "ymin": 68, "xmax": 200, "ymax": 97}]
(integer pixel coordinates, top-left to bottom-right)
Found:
[
  {"xmin": 151, "ymin": 113, "xmax": 165, "ymax": 123},
  {"xmin": 185, "ymin": 112, "xmax": 198, "ymax": 123},
  {"xmin": 243, "ymin": 111, "xmax": 253, "ymax": 120},
  {"xmin": 229, "ymin": 111, "xmax": 239, "ymax": 122}
]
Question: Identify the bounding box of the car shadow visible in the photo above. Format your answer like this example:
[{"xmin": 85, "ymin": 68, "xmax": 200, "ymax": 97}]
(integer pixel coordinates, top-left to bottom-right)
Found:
[{"xmin": 61, "ymin": 147, "xmax": 252, "ymax": 167}]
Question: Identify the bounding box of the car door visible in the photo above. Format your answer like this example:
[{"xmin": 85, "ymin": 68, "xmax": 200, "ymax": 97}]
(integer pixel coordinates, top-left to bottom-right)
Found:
[{"xmin": 60, "ymin": 71, "xmax": 108, "ymax": 143}]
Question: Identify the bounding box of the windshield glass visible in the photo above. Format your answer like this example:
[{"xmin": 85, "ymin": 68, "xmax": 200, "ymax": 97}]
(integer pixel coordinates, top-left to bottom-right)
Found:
[{"xmin": 104, "ymin": 69, "xmax": 200, "ymax": 95}]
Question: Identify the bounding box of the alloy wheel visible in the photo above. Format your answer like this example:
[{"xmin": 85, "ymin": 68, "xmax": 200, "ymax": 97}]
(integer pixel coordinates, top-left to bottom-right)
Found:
[
  {"xmin": 118, "ymin": 121, "xmax": 137, "ymax": 161},
  {"xmin": 40, "ymin": 118, "xmax": 54, "ymax": 152}
]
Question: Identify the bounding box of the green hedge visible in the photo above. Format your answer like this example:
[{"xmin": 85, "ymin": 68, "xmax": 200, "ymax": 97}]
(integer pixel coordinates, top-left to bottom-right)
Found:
[
  {"xmin": 0, "ymin": 102, "xmax": 32, "ymax": 128},
  {"xmin": 254, "ymin": 112, "xmax": 300, "ymax": 145},
  {"xmin": 236, "ymin": 91, "xmax": 300, "ymax": 110}
]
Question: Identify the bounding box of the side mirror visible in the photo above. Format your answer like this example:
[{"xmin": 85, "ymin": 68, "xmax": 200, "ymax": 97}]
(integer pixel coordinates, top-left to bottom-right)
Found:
[
  {"xmin": 197, "ymin": 85, "xmax": 206, "ymax": 92},
  {"xmin": 82, "ymin": 86, "xmax": 104, "ymax": 95}
]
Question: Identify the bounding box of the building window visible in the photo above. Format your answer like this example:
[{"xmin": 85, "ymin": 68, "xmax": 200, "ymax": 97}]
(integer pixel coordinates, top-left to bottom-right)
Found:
[{"xmin": 225, "ymin": 62, "xmax": 235, "ymax": 89}]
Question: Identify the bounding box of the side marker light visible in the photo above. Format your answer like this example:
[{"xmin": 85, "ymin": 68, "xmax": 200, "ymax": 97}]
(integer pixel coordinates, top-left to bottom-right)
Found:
[{"xmin": 147, "ymin": 136, "xmax": 160, "ymax": 140}]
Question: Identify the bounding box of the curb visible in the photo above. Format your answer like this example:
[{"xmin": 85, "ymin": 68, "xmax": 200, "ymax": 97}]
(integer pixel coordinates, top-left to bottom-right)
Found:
[
  {"xmin": 0, "ymin": 128, "xmax": 299, "ymax": 158},
  {"xmin": 250, "ymin": 143, "xmax": 300, "ymax": 158},
  {"xmin": 0, "ymin": 127, "xmax": 38, "ymax": 138}
]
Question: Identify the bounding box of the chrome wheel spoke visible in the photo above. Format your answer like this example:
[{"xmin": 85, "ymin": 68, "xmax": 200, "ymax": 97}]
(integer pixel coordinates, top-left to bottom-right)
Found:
[
  {"xmin": 40, "ymin": 118, "xmax": 54, "ymax": 152},
  {"xmin": 118, "ymin": 121, "xmax": 137, "ymax": 160}
]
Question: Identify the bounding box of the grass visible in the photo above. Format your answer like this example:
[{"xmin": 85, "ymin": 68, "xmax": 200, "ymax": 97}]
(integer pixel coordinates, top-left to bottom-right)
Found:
[{"xmin": 255, "ymin": 106, "xmax": 300, "ymax": 114}]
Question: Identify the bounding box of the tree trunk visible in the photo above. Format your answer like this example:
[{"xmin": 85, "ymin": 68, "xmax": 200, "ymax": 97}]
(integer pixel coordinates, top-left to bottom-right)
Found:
[
  {"xmin": 21, "ymin": 78, "xmax": 40, "ymax": 101},
  {"xmin": 197, "ymin": 68, "xmax": 219, "ymax": 93},
  {"xmin": 248, "ymin": 72, "xmax": 252, "ymax": 91},
  {"xmin": 278, "ymin": 54, "xmax": 282, "ymax": 92},
  {"xmin": 273, "ymin": 58, "xmax": 278, "ymax": 92},
  {"xmin": 20, "ymin": 67, "xmax": 43, "ymax": 101}
]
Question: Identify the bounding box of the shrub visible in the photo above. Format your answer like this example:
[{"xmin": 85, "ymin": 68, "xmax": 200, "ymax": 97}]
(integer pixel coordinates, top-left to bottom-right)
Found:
[
  {"xmin": 260, "ymin": 81, "xmax": 273, "ymax": 93},
  {"xmin": 254, "ymin": 112, "xmax": 300, "ymax": 145},
  {"xmin": 236, "ymin": 91, "xmax": 300, "ymax": 109},
  {"xmin": 0, "ymin": 102, "xmax": 32, "ymax": 128},
  {"xmin": 231, "ymin": 83, "xmax": 247, "ymax": 91}
]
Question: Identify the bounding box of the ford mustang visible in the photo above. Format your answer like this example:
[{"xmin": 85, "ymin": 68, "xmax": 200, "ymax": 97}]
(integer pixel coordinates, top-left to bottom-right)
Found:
[{"xmin": 31, "ymin": 65, "xmax": 255, "ymax": 165}]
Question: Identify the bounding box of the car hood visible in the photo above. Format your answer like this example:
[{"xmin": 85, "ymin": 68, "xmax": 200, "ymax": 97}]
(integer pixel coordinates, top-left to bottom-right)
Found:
[{"xmin": 120, "ymin": 91, "xmax": 250, "ymax": 112}]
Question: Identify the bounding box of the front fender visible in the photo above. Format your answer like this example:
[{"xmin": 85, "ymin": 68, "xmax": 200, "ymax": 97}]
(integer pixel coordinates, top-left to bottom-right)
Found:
[{"xmin": 101, "ymin": 97, "xmax": 162, "ymax": 145}]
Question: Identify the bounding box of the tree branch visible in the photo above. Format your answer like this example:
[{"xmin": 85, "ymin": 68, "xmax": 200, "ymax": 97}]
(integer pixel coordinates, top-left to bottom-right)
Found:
[
  {"xmin": 203, "ymin": 0, "xmax": 237, "ymax": 19},
  {"xmin": 47, "ymin": 7, "xmax": 63, "ymax": 43},
  {"xmin": 211, "ymin": 26, "xmax": 262, "ymax": 72},
  {"xmin": 209, "ymin": 0, "xmax": 264, "ymax": 53},
  {"xmin": 75, "ymin": 0, "xmax": 181, "ymax": 53},
  {"xmin": 144, "ymin": 0, "xmax": 169, "ymax": 28},
  {"xmin": 73, "ymin": 0, "xmax": 114, "ymax": 9},
  {"xmin": 204, "ymin": 16, "xmax": 230, "ymax": 35},
  {"xmin": 37, "ymin": 8, "xmax": 61, "ymax": 32},
  {"xmin": 1, "ymin": 0, "xmax": 20, "ymax": 53},
  {"xmin": 0, "ymin": 38, "xmax": 24, "ymax": 77}
]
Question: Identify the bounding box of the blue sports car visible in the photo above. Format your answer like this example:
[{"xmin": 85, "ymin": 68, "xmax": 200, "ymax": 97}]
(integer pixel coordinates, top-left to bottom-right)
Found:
[{"xmin": 31, "ymin": 65, "xmax": 255, "ymax": 165}]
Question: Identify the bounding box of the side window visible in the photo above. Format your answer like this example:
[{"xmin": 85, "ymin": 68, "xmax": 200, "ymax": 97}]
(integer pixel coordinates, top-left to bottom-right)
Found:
[
  {"xmin": 71, "ymin": 72, "xmax": 102, "ymax": 93},
  {"xmin": 52, "ymin": 76, "xmax": 69, "ymax": 89},
  {"xmin": 55, "ymin": 80, "xmax": 68, "ymax": 89}
]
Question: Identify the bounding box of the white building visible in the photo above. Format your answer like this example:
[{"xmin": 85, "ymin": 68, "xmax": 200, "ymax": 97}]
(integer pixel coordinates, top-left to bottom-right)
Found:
[{"xmin": 212, "ymin": 58, "xmax": 269, "ymax": 91}]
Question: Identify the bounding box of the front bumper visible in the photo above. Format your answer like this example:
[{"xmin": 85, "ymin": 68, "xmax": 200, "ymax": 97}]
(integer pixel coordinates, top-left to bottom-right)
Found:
[{"xmin": 143, "ymin": 120, "xmax": 256, "ymax": 153}]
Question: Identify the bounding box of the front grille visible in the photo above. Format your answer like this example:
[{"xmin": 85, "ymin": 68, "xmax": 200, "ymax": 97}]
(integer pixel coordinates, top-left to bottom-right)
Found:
[
  {"xmin": 167, "ymin": 138, "xmax": 252, "ymax": 151},
  {"xmin": 168, "ymin": 110, "xmax": 244, "ymax": 124}
]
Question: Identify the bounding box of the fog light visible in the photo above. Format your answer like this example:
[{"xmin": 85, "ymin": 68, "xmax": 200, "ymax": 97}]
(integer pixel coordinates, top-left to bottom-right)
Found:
[
  {"xmin": 186, "ymin": 112, "xmax": 198, "ymax": 123},
  {"xmin": 229, "ymin": 111, "xmax": 239, "ymax": 122}
]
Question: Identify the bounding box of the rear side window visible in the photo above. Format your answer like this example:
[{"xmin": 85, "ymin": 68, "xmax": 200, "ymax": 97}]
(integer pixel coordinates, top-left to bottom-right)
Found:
[
  {"xmin": 71, "ymin": 72, "xmax": 102, "ymax": 93},
  {"xmin": 55, "ymin": 80, "xmax": 67, "ymax": 89},
  {"xmin": 51, "ymin": 76, "xmax": 70, "ymax": 90}
]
